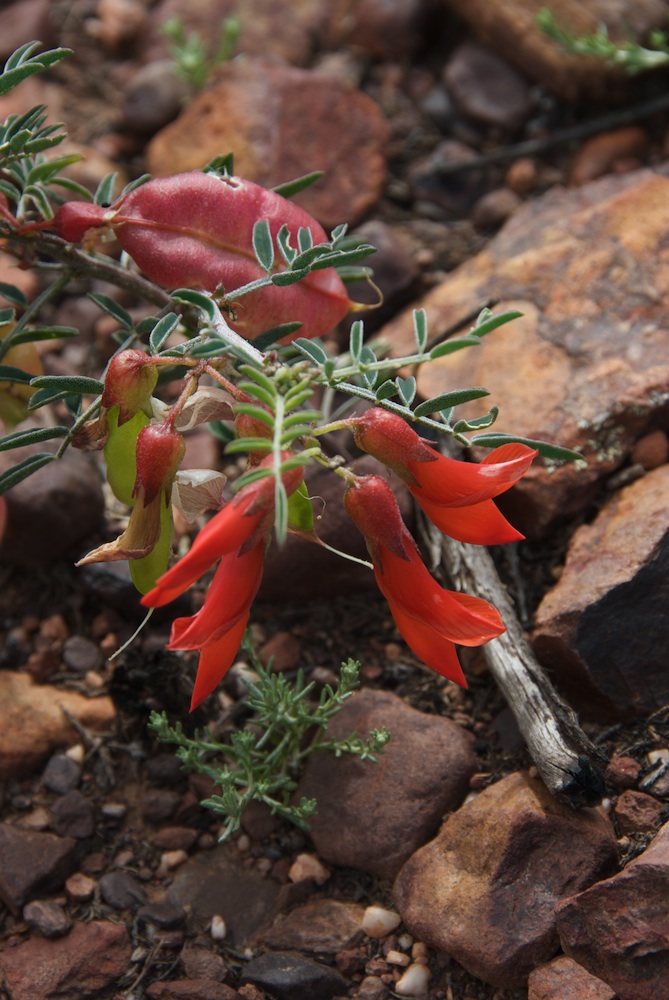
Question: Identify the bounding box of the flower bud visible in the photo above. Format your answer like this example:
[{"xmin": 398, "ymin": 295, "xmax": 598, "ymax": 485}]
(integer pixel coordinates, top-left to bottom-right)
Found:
[
  {"xmin": 133, "ymin": 421, "xmax": 186, "ymax": 507},
  {"xmin": 101, "ymin": 350, "xmax": 158, "ymax": 426}
]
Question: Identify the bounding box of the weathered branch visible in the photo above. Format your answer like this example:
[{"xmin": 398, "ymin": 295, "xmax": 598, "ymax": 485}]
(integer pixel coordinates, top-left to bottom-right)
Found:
[{"xmin": 421, "ymin": 517, "xmax": 607, "ymax": 807}]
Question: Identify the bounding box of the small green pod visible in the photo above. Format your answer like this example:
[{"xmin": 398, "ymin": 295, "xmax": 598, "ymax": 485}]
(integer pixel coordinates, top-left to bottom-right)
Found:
[
  {"xmin": 104, "ymin": 406, "xmax": 149, "ymax": 505},
  {"xmin": 129, "ymin": 499, "xmax": 172, "ymax": 594}
]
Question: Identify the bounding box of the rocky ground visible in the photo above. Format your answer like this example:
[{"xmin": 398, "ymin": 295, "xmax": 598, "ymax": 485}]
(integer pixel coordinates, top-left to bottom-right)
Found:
[{"xmin": 1, "ymin": 1, "xmax": 669, "ymax": 999}]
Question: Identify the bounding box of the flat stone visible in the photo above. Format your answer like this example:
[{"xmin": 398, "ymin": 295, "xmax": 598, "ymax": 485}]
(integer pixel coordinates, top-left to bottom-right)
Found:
[
  {"xmin": 146, "ymin": 982, "xmax": 240, "ymax": 1000},
  {"xmin": 528, "ymin": 955, "xmax": 616, "ymax": 999},
  {"xmin": 533, "ymin": 465, "xmax": 669, "ymax": 719},
  {"xmin": 241, "ymin": 950, "xmax": 349, "ymax": 1000},
  {"xmin": 146, "ymin": 58, "xmax": 388, "ymax": 229},
  {"xmin": 0, "ymin": 823, "xmax": 78, "ymax": 913},
  {"xmin": 99, "ymin": 870, "xmax": 148, "ymax": 910},
  {"xmin": 22, "ymin": 899, "xmax": 73, "ymax": 939},
  {"xmin": 50, "ymin": 790, "xmax": 96, "ymax": 839},
  {"xmin": 382, "ymin": 169, "xmax": 669, "ymax": 537},
  {"xmin": 613, "ymin": 790, "xmax": 664, "ymax": 836},
  {"xmin": 166, "ymin": 843, "xmax": 281, "ymax": 946},
  {"xmin": 443, "ymin": 42, "xmax": 534, "ymax": 130},
  {"xmin": 442, "ymin": 0, "xmax": 667, "ymax": 101},
  {"xmin": 0, "ymin": 671, "xmax": 115, "ymax": 779},
  {"xmin": 41, "ymin": 753, "xmax": 81, "ymax": 794},
  {"xmin": 394, "ymin": 771, "xmax": 618, "ymax": 988},
  {"xmin": 179, "ymin": 944, "xmax": 228, "ymax": 982},
  {"xmin": 569, "ymin": 126, "xmax": 650, "ymax": 186},
  {"xmin": 263, "ymin": 897, "xmax": 364, "ymax": 953},
  {"xmin": 0, "ymin": 919, "xmax": 131, "ymax": 1000},
  {"xmin": 556, "ymin": 820, "xmax": 669, "ymax": 1000},
  {"xmin": 297, "ymin": 688, "xmax": 477, "ymax": 879}
]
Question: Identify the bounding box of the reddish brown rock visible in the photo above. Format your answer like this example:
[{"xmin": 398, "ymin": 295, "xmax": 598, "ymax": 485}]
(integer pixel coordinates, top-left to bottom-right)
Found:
[
  {"xmin": 382, "ymin": 169, "xmax": 669, "ymax": 537},
  {"xmin": 613, "ymin": 790, "xmax": 664, "ymax": 836},
  {"xmin": 297, "ymin": 688, "xmax": 477, "ymax": 879},
  {"xmin": 0, "ymin": 824, "xmax": 78, "ymax": 914},
  {"xmin": 443, "ymin": 42, "xmax": 534, "ymax": 130},
  {"xmin": 556, "ymin": 820, "xmax": 669, "ymax": 1000},
  {"xmin": 321, "ymin": 0, "xmax": 427, "ymax": 60},
  {"xmin": 528, "ymin": 955, "xmax": 616, "ymax": 999},
  {"xmin": 146, "ymin": 981, "xmax": 240, "ymax": 1000},
  {"xmin": 0, "ymin": 672, "xmax": 115, "ymax": 779},
  {"xmin": 632, "ymin": 429, "xmax": 669, "ymax": 469},
  {"xmin": 569, "ymin": 127, "xmax": 650, "ymax": 186},
  {"xmin": 179, "ymin": 944, "xmax": 228, "ymax": 982},
  {"xmin": 263, "ymin": 897, "xmax": 364, "ymax": 953},
  {"xmin": 147, "ymin": 58, "xmax": 388, "ymax": 229},
  {"xmin": 605, "ymin": 754, "xmax": 641, "ymax": 790},
  {"xmin": 0, "ymin": 920, "xmax": 131, "ymax": 1000},
  {"xmin": 442, "ymin": 0, "xmax": 666, "ymax": 101},
  {"xmin": 394, "ymin": 771, "xmax": 618, "ymax": 988},
  {"xmin": 532, "ymin": 465, "xmax": 669, "ymax": 719}
]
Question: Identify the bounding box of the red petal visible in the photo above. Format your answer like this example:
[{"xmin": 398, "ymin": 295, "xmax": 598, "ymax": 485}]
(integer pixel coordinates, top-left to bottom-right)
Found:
[
  {"xmin": 410, "ymin": 443, "xmax": 537, "ymax": 508},
  {"xmin": 189, "ymin": 615, "xmax": 249, "ymax": 711},
  {"xmin": 387, "ymin": 603, "xmax": 468, "ymax": 686},
  {"xmin": 167, "ymin": 544, "xmax": 263, "ymax": 650},
  {"xmin": 414, "ymin": 494, "xmax": 525, "ymax": 544}
]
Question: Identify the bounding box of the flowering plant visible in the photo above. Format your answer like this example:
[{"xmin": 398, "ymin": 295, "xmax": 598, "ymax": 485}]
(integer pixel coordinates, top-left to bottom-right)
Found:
[{"xmin": 0, "ymin": 43, "xmax": 578, "ymax": 833}]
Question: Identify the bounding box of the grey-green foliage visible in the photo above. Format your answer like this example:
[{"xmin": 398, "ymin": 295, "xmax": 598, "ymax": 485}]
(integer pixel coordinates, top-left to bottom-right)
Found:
[
  {"xmin": 162, "ymin": 15, "xmax": 241, "ymax": 92},
  {"xmin": 149, "ymin": 656, "xmax": 390, "ymax": 840},
  {"xmin": 538, "ymin": 8, "xmax": 669, "ymax": 74}
]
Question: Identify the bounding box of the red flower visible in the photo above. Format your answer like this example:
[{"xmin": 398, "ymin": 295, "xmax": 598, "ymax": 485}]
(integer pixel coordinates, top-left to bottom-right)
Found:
[
  {"xmin": 142, "ymin": 457, "xmax": 304, "ymax": 710},
  {"xmin": 344, "ymin": 474, "xmax": 505, "ymax": 686},
  {"xmin": 350, "ymin": 408, "xmax": 537, "ymax": 544}
]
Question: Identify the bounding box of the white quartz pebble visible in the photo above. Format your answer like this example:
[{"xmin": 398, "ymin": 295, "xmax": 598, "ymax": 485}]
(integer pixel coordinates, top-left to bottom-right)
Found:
[
  {"xmin": 210, "ymin": 914, "xmax": 227, "ymax": 940},
  {"xmin": 395, "ymin": 962, "xmax": 431, "ymax": 996},
  {"xmin": 361, "ymin": 904, "xmax": 401, "ymax": 938}
]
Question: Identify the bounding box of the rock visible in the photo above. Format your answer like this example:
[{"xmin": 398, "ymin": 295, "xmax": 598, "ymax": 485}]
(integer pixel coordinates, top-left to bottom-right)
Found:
[
  {"xmin": 605, "ymin": 754, "xmax": 642, "ymax": 790},
  {"xmin": 146, "ymin": 58, "xmax": 388, "ymax": 229},
  {"xmin": 151, "ymin": 826, "xmax": 199, "ymax": 851},
  {"xmin": 138, "ymin": 900, "xmax": 187, "ymax": 928},
  {"xmin": 613, "ymin": 790, "xmax": 664, "ymax": 835},
  {"xmin": 321, "ymin": 0, "xmax": 427, "ymax": 60},
  {"xmin": 0, "ymin": 920, "xmax": 131, "ymax": 1000},
  {"xmin": 442, "ymin": 0, "xmax": 667, "ymax": 102},
  {"xmin": 99, "ymin": 870, "xmax": 148, "ymax": 910},
  {"xmin": 631, "ymin": 429, "xmax": 669, "ymax": 469},
  {"xmin": 471, "ymin": 187, "xmax": 522, "ymax": 230},
  {"xmin": 260, "ymin": 456, "xmax": 415, "ymax": 602},
  {"xmin": 264, "ymin": 897, "xmax": 364, "ymax": 953},
  {"xmin": 142, "ymin": 788, "xmax": 182, "ymax": 823},
  {"xmin": 259, "ymin": 631, "xmax": 301, "ymax": 673},
  {"xmin": 532, "ymin": 465, "xmax": 669, "ymax": 719},
  {"xmin": 0, "ymin": 446, "xmax": 105, "ymax": 565},
  {"xmin": 394, "ymin": 771, "xmax": 618, "ymax": 988},
  {"xmin": 61, "ymin": 635, "xmax": 104, "ymax": 674},
  {"xmin": 382, "ymin": 169, "xmax": 669, "ymax": 537},
  {"xmin": 51, "ymin": 790, "xmax": 96, "ymax": 839},
  {"xmin": 241, "ymin": 950, "xmax": 349, "ymax": 1000},
  {"xmin": 146, "ymin": 982, "xmax": 240, "ymax": 1000},
  {"xmin": 296, "ymin": 688, "xmax": 477, "ymax": 879},
  {"xmin": 443, "ymin": 42, "xmax": 534, "ymax": 131},
  {"xmin": 166, "ymin": 843, "xmax": 281, "ymax": 945},
  {"xmin": 179, "ymin": 944, "xmax": 229, "ymax": 982},
  {"xmin": 0, "ymin": 0, "xmax": 52, "ymax": 60},
  {"xmin": 287, "ymin": 853, "xmax": 330, "ymax": 885},
  {"xmin": 408, "ymin": 139, "xmax": 490, "ymax": 218},
  {"xmin": 361, "ymin": 905, "xmax": 402, "ymax": 938},
  {"xmin": 528, "ymin": 954, "xmax": 616, "ymax": 999},
  {"xmin": 556, "ymin": 820, "xmax": 669, "ymax": 1000},
  {"xmin": 22, "ymin": 899, "xmax": 73, "ymax": 939},
  {"xmin": 41, "ymin": 753, "xmax": 82, "ymax": 794},
  {"xmin": 65, "ymin": 872, "xmax": 97, "ymax": 903},
  {"xmin": 0, "ymin": 824, "xmax": 77, "ymax": 913},
  {"xmin": 395, "ymin": 962, "xmax": 431, "ymax": 996},
  {"xmin": 88, "ymin": 0, "xmax": 148, "ymax": 51},
  {"xmin": 569, "ymin": 126, "xmax": 650, "ymax": 186}
]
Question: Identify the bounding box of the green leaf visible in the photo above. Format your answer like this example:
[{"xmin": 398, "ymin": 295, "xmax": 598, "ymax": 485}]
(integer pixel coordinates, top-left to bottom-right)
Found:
[
  {"xmin": 7, "ymin": 326, "xmax": 78, "ymax": 347},
  {"xmin": 470, "ymin": 432, "xmax": 583, "ymax": 462},
  {"xmin": 94, "ymin": 172, "xmax": 119, "ymax": 206},
  {"xmin": 204, "ymin": 153, "xmax": 235, "ymax": 176},
  {"xmin": 349, "ymin": 320, "xmax": 363, "ymax": 362},
  {"xmin": 286, "ymin": 481, "xmax": 314, "ymax": 533},
  {"xmin": 29, "ymin": 374, "xmax": 104, "ymax": 394},
  {"xmin": 297, "ymin": 227, "xmax": 313, "ymax": 253},
  {"xmin": 453, "ymin": 407, "xmax": 499, "ymax": 433},
  {"xmin": 414, "ymin": 386, "xmax": 490, "ymax": 416},
  {"xmin": 208, "ymin": 419, "xmax": 235, "ymax": 442},
  {"xmin": 225, "ymin": 436, "xmax": 273, "ymax": 455},
  {"xmin": 429, "ymin": 335, "xmax": 482, "ymax": 359},
  {"xmin": 88, "ymin": 292, "xmax": 133, "ymax": 329},
  {"xmin": 170, "ymin": 288, "xmax": 217, "ymax": 323},
  {"xmin": 149, "ymin": 313, "xmax": 180, "ymax": 353},
  {"xmin": 293, "ymin": 338, "xmax": 328, "ymax": 364},
  {"xmin": 0, "ymin": 307, "xmax": 16, "ymax": 326},
  {"xmin": 272, "ymin": 171, "xmax": 324, "ymax": 199},
  {"xmin": 272, "ymin": 268, "xmax": 309, "ymax": 287},
  {"xmin": 0, "ymin": 44, "xmax": 70, "ymax": 96},
  {"xmin": 0, "ymin": 425, "xmax": 68, "ymax": 451},
  {"xmin": 276, "ymin": 224, "xmax": 297, "ymax": 265},
  {"xmin": 252, "ymin": 219, "xmax": 274, "ymax": 272},
  {"xmin": 472, "ymin": 308, "xmax": 523, "ymax": 338},
  {"xmin": 311, "ymin": 245, "xmax": 376, "ymax": 270},
  {"xmin": 234, "ymin": 402, "xmax": 275, "ymax": 429},
  {"xmin": 396, "ymin": 376, "xmax": 416, "ymax": 406},
  {"xmin": 0, "ymin": 365, "xmax": 32, "ymax": 384},
  {"xmin": 375, "ymin": 379, "xmax": 396, "ymax": 401},
  {"xmin": 250, "ymin": 322, "xmax": 302, "ymax": 351},
  {"xmin": 413, "ymin": 308, "xmax": 428, "ymax": 352},
  {"xmin": 0, "ymin": 283, "xmax": 26, "ymax": 307},
  {"xmin": 0, "ymin": 452, "xmax": 55, "ymax": 494},
  {"xmin": 27, "ymin": 154, "xmax": 82, "ymax": 184}
]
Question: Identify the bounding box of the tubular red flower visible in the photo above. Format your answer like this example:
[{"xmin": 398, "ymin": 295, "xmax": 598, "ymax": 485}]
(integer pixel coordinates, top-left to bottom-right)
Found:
[
  {"xmin": 141, "ymin": 455, "xmax": 304, "ymax": 709},
  {"xmin": 350, "ymin": 408, "xmax": 536, "ymax": 544},
  {"xmin": 344, "ymin": 475, "xmax": 505, "ymax": 686}
]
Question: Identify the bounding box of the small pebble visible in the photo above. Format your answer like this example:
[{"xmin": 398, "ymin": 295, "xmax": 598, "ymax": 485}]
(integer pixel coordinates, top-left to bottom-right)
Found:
[
  {"xmin": 65, "ymin": 743, "xmax": 86, "ymax": 764},
  {"xmin": 17, "ymin": 806, "xmax": 52, "ymax": 831},
  {"xmin": 159, "ymin": 849, "xmax": 188, "ymax": 872},
  {"xmin": 397, "ymin": 933, "xmax": 414, "ymax": 950},
  {"xmin": 362, "ymin": 905, "xmax": 402, "ymax": 938},
  {"xmin": 237, "ymin": 833, "xmax": 251, "ymax": 852},
  {"xmin": 288, "ymin": 852, "xmax": 330, "ymax": 885},
  {"xmin": 101, "ymin": 801, "xmax": 128, "ymax": 821},
  {"xmin": 65, "ymin": 872, "xmax": 96, "ymax": 903},
  {"xmin": 62, "ymin": 634, "xmax": 103, "ymax": 673},
  {"xmin": 386, "ymin": 950, "xmax": 411, "ymax": 967},
  {"xmin": 23, "ymin": 899, "xmax": 72, "ymax": 939},
  {"xmin": 210, "ymin": 914, "xmax": 227, "ymax": 940},
  {"xmin": 42, "ymin": 754, "xmax": 81, "ymax": 794},
  {"xmin": 395, "ymin": 962, "xmax": 431, "ymax": 996},
  {"xmin": 411, "ymin": 942, "xmax": 429, "ymax": 964}
]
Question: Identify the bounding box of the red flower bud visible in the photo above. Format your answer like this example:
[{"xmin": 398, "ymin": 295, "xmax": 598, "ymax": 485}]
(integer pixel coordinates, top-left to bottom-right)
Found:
[
  {"xmin": 133, "ymin": 422, "xmax": 185, "ymax": 507},
  {"xmin": 101, "ymin": 350, "xmax": 158, "ymax": 425}
]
